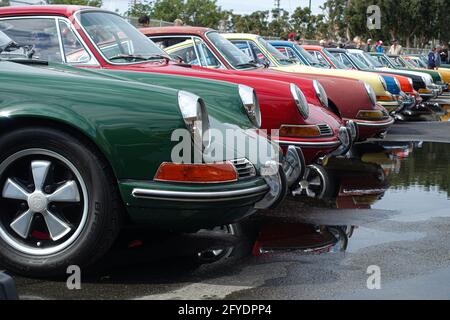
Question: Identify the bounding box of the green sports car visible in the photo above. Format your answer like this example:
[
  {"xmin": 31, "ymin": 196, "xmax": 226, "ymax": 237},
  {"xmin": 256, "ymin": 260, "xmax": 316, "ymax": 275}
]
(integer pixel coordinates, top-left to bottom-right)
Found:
[{"xmin": 0, "ymin": 56, "xmax": 301, "ymax": 276}]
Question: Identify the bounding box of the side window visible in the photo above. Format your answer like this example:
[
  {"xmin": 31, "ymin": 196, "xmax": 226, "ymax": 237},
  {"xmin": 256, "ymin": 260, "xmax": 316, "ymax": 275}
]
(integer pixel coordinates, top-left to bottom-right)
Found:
[
  {"xmin": 58, "ymin": 20, "xmax": 91, "ymax": 64},
  {"xmin": 172, "ymin": 43, "xmax": 199, "ymax": 65},
  {"xmin": 193, "ymin": 38, "xmax": 221, "ymax": 68},
  {"xmin": 284, "ymin": 47, "xmax": 296, "ymax": 59},
  {"xmin": 0, "ymin": 18, "xmax": 62, "ymax": 62},
  {"xmin": 335, "ymin": 53, "xmax": 354, "ymax": 69},
  {"xmin": 277, "ymin": 47, "xmax": 288, "ymax": 56},
  {"xmin": 232, "ymin": 40, "xmax": 253, "ymax": 58},
  {"xmin": 249, "ymin": 41, "xmax": 272, "ymax": 66}
]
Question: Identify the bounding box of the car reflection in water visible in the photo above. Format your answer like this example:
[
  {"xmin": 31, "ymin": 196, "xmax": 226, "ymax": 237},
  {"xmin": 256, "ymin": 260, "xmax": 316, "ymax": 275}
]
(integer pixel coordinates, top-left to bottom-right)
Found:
[{"xmin": 198, "ymin": 141, "xmax": 423, "ymax": 261}]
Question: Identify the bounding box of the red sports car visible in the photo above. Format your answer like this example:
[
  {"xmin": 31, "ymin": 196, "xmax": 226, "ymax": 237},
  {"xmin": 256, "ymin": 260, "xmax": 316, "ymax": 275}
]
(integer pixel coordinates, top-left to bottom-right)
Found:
[
  {"xmin": 142, "ymin": 26, "xmax": 394, "ymax": 141},
  {"xmin": 0, "ymin": 6, "xmax": 358, "ymax": 192}
]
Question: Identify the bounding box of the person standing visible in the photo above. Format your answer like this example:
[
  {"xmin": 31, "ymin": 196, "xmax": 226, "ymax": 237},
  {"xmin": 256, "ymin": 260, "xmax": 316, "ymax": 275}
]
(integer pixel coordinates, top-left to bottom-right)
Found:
[
  {"xmin": 288, "ymin": 32, "xmax": 296, "ymax": 42},
  {"xmin": 366, "ymin": 39, "xmax": 372, "ymax": 52},
  {"xmin": 428, "ymin": 47, "xmax": 437, "ymax": 69},
  {"xmin": 388, "ymin": 39, "xmax": 403, "ymax": 55},
  {"xmin": 435, "ymin": 45, "xmax": 442, "ymax": 68},
  {"xmin": 375, "ymin": 40, "xmax": 385, "ymax": 53}
]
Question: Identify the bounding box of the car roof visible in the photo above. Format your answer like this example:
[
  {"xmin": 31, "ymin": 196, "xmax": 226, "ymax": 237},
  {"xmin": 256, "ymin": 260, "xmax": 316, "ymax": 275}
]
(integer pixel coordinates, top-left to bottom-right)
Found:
[
  {"xmin": 140, "ymin": 26, "xmax": 213, "ymax": 37},
  {"xmin": 301, "ymin": 44, "xmax": 324, "ymax": 50},
  {"xmin": 0, "ymin": 5, "xmax": 95, "ymax": 17},
  {"xmin": 326, "ymin": 47, "xmax": 347, "ymax": 53},
  {"xmin": 222, "ymin": 33, "xmax": 259, "ymax": 40},
  {"xmin": 346, "ymin": 48, "xmax": 365, "ymax": 53},
  {"xmin": 268, "ymin": 40, "xmax": 294, "ymax": 47}
]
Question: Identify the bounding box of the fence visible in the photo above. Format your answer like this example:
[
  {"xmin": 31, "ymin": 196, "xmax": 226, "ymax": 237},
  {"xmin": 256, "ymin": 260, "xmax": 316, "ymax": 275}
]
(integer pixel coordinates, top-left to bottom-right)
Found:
[{"xmin": 127, "ymin": 17, "xmax": 174, "ymax": 28}]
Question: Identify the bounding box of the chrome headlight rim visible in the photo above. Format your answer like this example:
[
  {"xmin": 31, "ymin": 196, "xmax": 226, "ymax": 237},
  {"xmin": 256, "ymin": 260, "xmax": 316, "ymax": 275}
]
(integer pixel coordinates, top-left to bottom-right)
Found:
[
  {"xmin": 238, "ymin": 84, "xmax": 262, "ymax": 128},
  {"xmin": 312, "ymin": 80, "xmax": 329, "ymax": 108},
  {"xmin": 363, "ymin": 82, "xmax": 377, "ymax": 106},
  {"xmin": 407, "ymin": 77, "xmax": 414, "ymax": 88},
  {"xmin": 177, "ymin": 90, "xmax": 211, "ymax": 151},
  {"xmin": 338, "ymin": 126, "xmax": 350, "ymax": 147},
  {"xmin": 290, "ymin": 83, "xmax": 309, "ymax": 119}
]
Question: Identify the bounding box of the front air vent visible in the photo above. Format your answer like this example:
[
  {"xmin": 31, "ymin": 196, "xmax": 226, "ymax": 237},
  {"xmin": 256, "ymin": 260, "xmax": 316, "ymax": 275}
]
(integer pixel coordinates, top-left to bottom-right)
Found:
[
  {"xmin": 230, "ymin": 158, "xmax": 256, "ymax": 179},
  {"xmin": 317, "ymin": 124, "xmax": 333, "ymax": 137}
]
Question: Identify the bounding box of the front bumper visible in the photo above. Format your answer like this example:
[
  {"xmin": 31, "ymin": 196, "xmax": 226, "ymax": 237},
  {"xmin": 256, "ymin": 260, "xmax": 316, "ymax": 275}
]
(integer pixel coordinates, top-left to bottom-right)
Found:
[
  {"xmin": 120, "ymin": 167, "xmax": 286, "ymax": 230},
  {"xmin": 351, "ymin": 117, "xmax": 394, "ymax": 140},
  {"xmin": 378, "ymin": 100, "xmax": 402, "ymax": 113}
]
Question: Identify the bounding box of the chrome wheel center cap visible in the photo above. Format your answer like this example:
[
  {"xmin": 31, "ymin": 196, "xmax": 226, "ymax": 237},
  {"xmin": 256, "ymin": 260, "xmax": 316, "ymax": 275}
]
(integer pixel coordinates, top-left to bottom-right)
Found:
[
  {"xmin": 299, "ymin": 180, "xmax": 309, "ymax": 189},
  {"xmin": 28, "ymin": 192, "xmax": 48, "ymax": 213}
]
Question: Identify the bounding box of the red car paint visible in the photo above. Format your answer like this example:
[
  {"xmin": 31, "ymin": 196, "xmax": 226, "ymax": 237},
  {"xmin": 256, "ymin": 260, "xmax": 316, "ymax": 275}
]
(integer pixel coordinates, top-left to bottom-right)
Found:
[
  {"xmin": 0, "ymin": 5, "xmax": 348, "ymax": 164},
  {"xmin": 141, "ymin": 27, "xmax": 395, "ymax": 141}
]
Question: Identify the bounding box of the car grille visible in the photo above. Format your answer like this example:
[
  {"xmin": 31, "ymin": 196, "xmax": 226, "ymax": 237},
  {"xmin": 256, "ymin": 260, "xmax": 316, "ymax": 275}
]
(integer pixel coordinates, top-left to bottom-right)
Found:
[
  {"xmin": 317, "ymin": 124, "xmax": 333, "ymax": 137},
  {"xmin": 230, "ymin": 158, "xmax": 256, "ymax": 179}
]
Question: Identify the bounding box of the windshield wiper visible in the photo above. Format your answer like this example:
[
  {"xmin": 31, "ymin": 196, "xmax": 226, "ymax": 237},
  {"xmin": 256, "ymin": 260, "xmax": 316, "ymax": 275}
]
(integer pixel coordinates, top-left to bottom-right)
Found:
[
  {"xmin": 236, "ymin": 62, "xmax": 259, "ymax": 68},
  {"xmin": 109, "ymin": 54, "xmax": 172, "ymax": 63},
  {"xmin": 109, "ymin": 54, "xmax": 151, "ymax": 61}
]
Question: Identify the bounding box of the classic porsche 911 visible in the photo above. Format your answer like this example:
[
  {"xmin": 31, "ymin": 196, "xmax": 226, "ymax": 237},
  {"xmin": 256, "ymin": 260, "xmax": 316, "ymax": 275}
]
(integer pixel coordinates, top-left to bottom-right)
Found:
[
  {"xmin": 0, "ymin": 6, "xmax": 358, "ymax": 199},
  {"xmin": 221, "ymin": 33, "xmax": 400, "ymax": 112},
  {"xmin": 0, "ymin": 56, "xmax": 295, "ymax": 276},
  {"xmin": 142, "ymin": 27, "xmax": 393, "ymax": 142}
]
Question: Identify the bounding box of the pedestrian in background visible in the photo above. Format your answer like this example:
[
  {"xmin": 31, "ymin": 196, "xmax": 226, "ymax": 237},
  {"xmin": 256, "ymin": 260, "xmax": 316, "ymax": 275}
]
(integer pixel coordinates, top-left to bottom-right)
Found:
[
  {"xmin": 388, "ymin": 39, "xmax": 403, "ymax": 55},
  {"xmin": 440, "ymin": 45, "xmax": 448, "ymax": 64},
  {"xmin": 375, "ymin": 40, "xmax": 385, "ymax": 53},
  {"xmin": 174, "ymin": 19, "xmax": 183, "ymax": 26},
  {"xmin": 366, "ymin": 39, "xmax": 372, "ymax": 52},
  {"xmin": 294, "ymin": 35, "xmax": 301, "ymax": 45},
  {"xmin": 428, "ymin": 47, "xmax": 437, "ymax": 69},
  {"xmin": 288, "ymin": 32, "xmax": 296, "ymax": 42},
  {"xmin": 435, "ymin": 45, "xmax": 442, "ymax": 68},
  {"xmin": 138, "ymin": 15, "xmax": 150, "ymax": 27}
]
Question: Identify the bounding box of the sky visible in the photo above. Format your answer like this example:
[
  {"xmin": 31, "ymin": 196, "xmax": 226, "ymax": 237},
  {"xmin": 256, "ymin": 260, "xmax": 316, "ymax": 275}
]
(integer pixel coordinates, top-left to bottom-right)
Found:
[{"xmin": 102, "ymin": 0, "xmax": 326, "ymax": 15}]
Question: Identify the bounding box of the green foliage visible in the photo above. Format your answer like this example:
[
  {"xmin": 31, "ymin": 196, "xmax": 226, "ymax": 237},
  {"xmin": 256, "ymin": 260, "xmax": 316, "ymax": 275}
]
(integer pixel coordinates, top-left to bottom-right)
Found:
[
  {"xmin": 47, "ymin": 0, "xmax": 102, "ymax": 6},
  {"xmin": 151, "ymin": 0, "xmax": 184, "ymax": 23},
  {"xmin": 0, "ymin": 0, "xmax": 10, "ymax": 7},
  {"xmin": 125, "ymin": 1, "xmax": 153, "ymax": 18}
]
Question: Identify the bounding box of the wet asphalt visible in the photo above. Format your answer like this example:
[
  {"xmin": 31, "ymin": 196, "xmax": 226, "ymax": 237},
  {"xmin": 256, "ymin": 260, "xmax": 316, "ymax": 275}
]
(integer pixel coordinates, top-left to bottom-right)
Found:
[{"xmin": 5, "ymin": 99, "xmax": 450, "ymax": 300}]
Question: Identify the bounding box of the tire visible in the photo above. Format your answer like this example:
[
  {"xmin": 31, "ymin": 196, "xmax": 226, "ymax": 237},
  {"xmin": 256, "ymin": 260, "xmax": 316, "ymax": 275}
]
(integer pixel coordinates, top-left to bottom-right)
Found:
[{"xmin": 0, "ymin": 127, "xmax": 122, "ymax": 277}]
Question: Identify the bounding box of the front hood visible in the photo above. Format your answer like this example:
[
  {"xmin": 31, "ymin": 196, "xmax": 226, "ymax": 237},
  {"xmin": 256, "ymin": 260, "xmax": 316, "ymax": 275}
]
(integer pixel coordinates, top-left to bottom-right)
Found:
[
  {"xmin": 89, "ymin": 66, "xmax": 254, "ymax": 129},
  {"xmin": 272, "ymin": 65, "xmax": 388, "ymax": 96}
]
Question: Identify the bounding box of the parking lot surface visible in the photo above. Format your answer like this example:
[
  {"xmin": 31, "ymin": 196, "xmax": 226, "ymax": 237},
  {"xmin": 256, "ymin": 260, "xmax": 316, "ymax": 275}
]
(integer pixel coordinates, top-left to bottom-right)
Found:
[{"xmin": 9, "ymin": 120, "xmax": 450, "ymax": 300}]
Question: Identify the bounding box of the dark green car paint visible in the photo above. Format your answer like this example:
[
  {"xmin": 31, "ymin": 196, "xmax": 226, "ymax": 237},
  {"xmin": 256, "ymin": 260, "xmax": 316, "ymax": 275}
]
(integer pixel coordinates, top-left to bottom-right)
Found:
[{"xmin": 0, "ymin": 61, "xmax": 272, "ymax": 229}]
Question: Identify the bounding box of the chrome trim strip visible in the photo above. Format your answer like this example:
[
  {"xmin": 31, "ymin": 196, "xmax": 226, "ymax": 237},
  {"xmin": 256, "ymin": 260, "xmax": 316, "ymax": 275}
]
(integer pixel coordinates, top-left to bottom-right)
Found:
[
  {"xmin": 131, "ymin": 185, "xmax": 269, "ymax": 202},
  {"xmin": 275, "ymin": 139, "xmax": 341, "ymax": 147},
  {"xmin": 352, "ymin": 117, "xmax": 395, "ymax": 127}
]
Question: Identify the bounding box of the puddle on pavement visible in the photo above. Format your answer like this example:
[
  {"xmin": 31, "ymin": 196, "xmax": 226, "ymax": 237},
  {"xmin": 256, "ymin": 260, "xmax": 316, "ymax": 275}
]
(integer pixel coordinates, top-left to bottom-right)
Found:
[{"xmin": 104, "ymin": 141, "xmax": 450, "ymax": 265}]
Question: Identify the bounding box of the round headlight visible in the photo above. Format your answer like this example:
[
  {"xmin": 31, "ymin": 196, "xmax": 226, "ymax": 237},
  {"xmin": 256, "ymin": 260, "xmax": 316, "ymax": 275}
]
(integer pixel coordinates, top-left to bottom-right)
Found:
[
  {"xmin": 178, "ymin": 90, "xmax": 210, "ymax": 151},
  {"xmin": 290, "ymin": 83, "xmax": 309, "ymax": 118},
  {"xmin": 363, "ymin": 82, "xmax": 377, "ymax": 106},
  {"xmin": 238, "ymin": 84, "xmax": 262, "ymax": 128},
  {"xmin": 312, "ymin": 80, "xmax": 329, "ymax": 108},
  {"xmin": 338, "ymin": 127, "xmax": 350, "ymax": 147},
  {"xmin": 379, "ymin": 75, "xmax": 388, "ymax": 91}
]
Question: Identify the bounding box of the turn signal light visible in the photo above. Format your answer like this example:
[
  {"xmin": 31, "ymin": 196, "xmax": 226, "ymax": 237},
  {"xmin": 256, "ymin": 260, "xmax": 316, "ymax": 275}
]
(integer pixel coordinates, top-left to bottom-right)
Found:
[
  {"xmin": 376, "ymin": 95, "xmax": 394, "ymax": 101},
  {"xmin": 356, "ymin": 110, "xmax": 384, "ymax": 120},
  {"xmin": 279, "ymin": 125, "xmax": 321, "ymax": 138},
  {"xmin": 154, "ymin": 162, "xmax": 238, "ymax": 183},
  {"xmin": 418, "ymin": 89, "xmax": 432, "ymax": 94}
]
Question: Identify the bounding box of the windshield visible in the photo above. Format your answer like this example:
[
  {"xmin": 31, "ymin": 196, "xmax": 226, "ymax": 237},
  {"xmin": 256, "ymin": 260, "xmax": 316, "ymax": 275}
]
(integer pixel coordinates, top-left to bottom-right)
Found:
[
  {"xmin": 78, "ymin": 11, "xmax": 167, "ymax": 63},
  {"xmin": 348, "ymin": 52, "xmax": 372, "ymax": 70},
  {"xmin": 294, "ymin": 44, "xmax": 327, "ymax": 68},
  {"xmin": 257, "ymin": 37, "xmax": 296, "ymax": 66},
  {"xmin": 388, "ymin": 56, "xmax": 403, "ymax": 67},
  {"xmin": 206, "ymin": 31, "xmax": 257, "ymax": 69},
  {"xmin": 322, "ymin": 49, "xmax": 347, "ymax": 69},
  {"xmin": 0, "ymin": 30, "xmax": 12, "ymax": 48},
  {"xmin": 363, "ymin": 52, "xmax": 384, "ymax": 68}
]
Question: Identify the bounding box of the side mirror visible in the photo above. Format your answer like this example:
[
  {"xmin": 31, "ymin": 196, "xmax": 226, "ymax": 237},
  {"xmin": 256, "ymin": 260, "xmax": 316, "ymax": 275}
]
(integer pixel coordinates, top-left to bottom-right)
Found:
[{"xmin": 0, "ymin": 272, "xmax": 18, "ymax": 300}]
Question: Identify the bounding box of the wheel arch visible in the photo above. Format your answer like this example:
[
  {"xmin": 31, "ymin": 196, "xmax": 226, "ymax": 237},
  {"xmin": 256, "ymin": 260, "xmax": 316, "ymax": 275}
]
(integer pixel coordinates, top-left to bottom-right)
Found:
[{"xmin": 0, "ymin": 114, "xmax": 118, "ymax": 181}]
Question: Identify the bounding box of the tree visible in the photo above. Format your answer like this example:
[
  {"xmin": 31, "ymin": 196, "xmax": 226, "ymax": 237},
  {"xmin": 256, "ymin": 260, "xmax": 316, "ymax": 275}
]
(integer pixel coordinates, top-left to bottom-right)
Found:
[
  {"xmin": 182, "ymin": 0, "xmax": 227, "ymax": 29},
  {"xmin": 321, "ymin": 0, "xmax": 348, "ymax": 40},
  {"xmin": 231, "ymin": 10, "xmax": 269, "ymax": 35},
  {"xmin": 152, "ymin": 0, "xmax": 184, "ymax": 23},
  {"xmin": 0, "ymin": 0, "xmax": 9, "ymax": 7},
  {"xmin": 47, "ymin": 0, "xmax": 102, "ymax": 6},
  {"xmin": 125, "ymin": 0, "xmax": 153, "ymax": 18},
  {"xmin": 268, "ymin": 8, "xmax": 290, "ymax": 38}
]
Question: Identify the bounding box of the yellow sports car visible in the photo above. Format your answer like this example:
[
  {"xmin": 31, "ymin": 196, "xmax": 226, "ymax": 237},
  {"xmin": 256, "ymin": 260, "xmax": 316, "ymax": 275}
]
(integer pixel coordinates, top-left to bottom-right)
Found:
[{"xmin": 221, "ymin": 33, "xmax": 400, "ymax": 111}]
